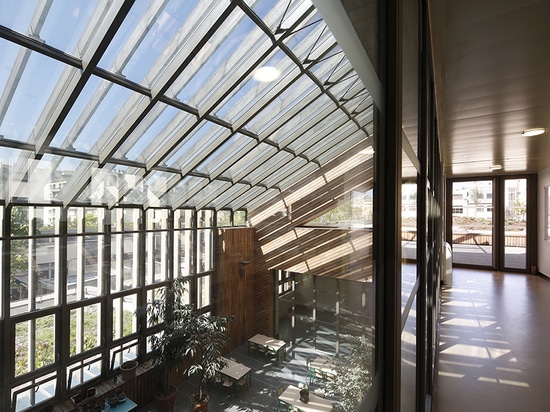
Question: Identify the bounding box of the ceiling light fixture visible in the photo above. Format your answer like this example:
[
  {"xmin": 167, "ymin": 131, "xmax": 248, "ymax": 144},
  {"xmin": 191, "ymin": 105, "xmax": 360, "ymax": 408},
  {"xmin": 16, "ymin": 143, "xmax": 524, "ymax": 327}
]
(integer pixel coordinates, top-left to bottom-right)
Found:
[
  {"xmin": 489, "ymin": 164, "xmax": 502, "ymax": 170},
  {"xmin": 253, "ymin": 66, "xmax": 280, "ymax": 82},
  {"xmin": 521, "ymin": 128, "xmax": 546, "ymax": 137}
]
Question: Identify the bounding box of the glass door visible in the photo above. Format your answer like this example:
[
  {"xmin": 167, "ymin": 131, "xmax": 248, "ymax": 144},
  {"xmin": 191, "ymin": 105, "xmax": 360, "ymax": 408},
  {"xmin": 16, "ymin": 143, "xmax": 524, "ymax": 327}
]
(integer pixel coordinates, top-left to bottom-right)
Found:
[
  {"xmin": 503, "ymin": 178, "xmax": 527, "ymax": 270},
  {"xmin": 451, "ymin": 180, "xmax": 494, "ymax": 268}
]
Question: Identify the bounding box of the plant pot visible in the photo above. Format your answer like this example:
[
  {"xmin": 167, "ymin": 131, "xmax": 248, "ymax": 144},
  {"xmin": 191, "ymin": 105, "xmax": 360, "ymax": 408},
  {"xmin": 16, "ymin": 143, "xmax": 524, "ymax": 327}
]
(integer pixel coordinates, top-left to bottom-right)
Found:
[
  {"xmin": 192, "ymin": 393, "xmax": 209, "ymax": 412},
  {"xmin": 120, "ymin": 360, "xmax": 138, "ymax": 381},
  {"xmin": 155, "ymin": 386, "xmax": 177, "ymax": 412}
]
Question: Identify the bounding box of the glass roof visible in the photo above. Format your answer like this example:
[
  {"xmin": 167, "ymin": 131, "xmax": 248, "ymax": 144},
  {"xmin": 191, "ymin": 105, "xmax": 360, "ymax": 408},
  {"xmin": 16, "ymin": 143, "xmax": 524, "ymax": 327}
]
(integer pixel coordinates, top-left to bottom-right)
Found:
[{"xmin": 0, "ymin": 0, "xmax": 374, "ymax": 212}]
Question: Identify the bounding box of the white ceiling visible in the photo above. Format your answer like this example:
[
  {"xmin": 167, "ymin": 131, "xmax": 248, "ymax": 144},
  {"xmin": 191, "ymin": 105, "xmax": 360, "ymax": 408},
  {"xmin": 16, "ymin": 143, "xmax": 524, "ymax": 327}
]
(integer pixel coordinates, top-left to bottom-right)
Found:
[{"xmin": 430, "ymin": 0, "xmax": 550, "ymax": 177}]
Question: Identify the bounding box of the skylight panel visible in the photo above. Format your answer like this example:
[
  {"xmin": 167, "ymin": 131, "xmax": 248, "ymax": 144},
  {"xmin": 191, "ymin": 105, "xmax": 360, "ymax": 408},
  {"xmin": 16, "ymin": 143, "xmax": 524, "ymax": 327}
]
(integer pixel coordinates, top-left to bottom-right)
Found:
[
  {"xmin": 163, "ymin": 120, "xmax": 230, "ymax": 173},
  {"xmin": 50, "ymin": 75, "xmax": 137, "ymax": 154},
  {"xmin": 245, "ymin": 74, "xmax": 318, "ymax": 135},
  {"xmin": 194, "ymin": 133, "xmax": 256, "ymax": 177},
  {"xmin": 0, "ymin": 42, "xmax": 67, "ymax": 144},
  {"xmin": 223, "ymin": 144, "xmax": 278, "ymax": 183},
  {"xmin": 114, "ymin": 103, "xmax": 196, "ymax": 163},
  {"xmin": 212, "ymin": 50, "xmax": 298, "ymax": 125}
]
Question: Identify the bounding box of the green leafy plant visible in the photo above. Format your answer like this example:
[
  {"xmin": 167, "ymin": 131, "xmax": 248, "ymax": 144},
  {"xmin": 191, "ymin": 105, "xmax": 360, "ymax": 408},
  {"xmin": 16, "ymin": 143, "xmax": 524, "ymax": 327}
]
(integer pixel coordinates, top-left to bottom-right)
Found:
[
  {"xmin": 322, "ymin": 335, "xmax": 373, "ymax": 412},
  {"xmin": 140, "ymin": 278, "xmax": 233, "ymax": 406}
]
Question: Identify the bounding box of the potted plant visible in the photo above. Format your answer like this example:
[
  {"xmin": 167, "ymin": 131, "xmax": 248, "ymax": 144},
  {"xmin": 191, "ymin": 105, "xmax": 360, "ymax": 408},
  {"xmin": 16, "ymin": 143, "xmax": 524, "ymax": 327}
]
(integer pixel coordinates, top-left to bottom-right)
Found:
[
  {"xmin": 184, "ymin": 309, "xmax": 233, "ymax": 411},
  {"xmin": 140, "ymin": 278, "xmax": 232, "ymax": 412}
]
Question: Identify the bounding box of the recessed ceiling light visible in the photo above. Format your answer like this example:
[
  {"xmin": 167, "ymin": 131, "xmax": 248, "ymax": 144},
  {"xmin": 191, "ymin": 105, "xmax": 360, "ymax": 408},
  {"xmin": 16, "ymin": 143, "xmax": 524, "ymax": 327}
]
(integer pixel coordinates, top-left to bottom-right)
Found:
[
  {"xmin": 253, "ymin": 66, "xmax": 280, "ymax": 82},
  {"xmin": 521, "ymin": 128, "xmax": 546, "ymax": 137}
]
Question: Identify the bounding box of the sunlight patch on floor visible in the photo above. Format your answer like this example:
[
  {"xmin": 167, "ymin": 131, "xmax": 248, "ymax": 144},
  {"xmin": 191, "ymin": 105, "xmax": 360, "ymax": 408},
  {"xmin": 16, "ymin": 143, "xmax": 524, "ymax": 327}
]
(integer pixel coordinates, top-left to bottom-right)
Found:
[
  {"xmin": 477, "ymin": 376, "xmax": 529, "ymax": 388},
  {"xmin": 441, "ymin": 343, "xmax": 511, "ymax": 360},
  {"xmin": 441, "ymin": 318, "xmax": 496, "ymax": 328}
]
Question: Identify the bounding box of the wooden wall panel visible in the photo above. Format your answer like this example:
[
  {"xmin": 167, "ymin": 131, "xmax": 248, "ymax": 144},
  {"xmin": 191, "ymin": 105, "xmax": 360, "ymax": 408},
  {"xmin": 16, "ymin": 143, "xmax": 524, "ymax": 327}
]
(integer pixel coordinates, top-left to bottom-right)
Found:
[{"xmin": 215, "ymin": 227, "xmax": 259, "ymax": 348}]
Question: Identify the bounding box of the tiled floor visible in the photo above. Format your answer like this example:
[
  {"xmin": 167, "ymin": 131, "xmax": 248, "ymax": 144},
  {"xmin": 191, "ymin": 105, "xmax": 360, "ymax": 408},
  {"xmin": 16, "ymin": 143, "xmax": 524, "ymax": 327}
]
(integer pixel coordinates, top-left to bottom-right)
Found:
[{"xmin": 432, "ymin": 268, "xmax": 550, "ymax": 412}]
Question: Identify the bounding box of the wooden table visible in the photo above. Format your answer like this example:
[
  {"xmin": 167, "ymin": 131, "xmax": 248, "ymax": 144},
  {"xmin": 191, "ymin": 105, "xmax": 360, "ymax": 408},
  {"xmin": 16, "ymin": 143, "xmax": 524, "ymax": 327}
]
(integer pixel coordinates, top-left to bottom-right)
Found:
[
  {"xmin": 278, "ymin": 385, "xmax": 333, "ymax": 412},
  {"xmin": 220, "ymin": 357, "xmax": 252, "ymax": 387},
  {"xmin": 248, "ymin": 334, "xmax": 287, "ymax": 362}
]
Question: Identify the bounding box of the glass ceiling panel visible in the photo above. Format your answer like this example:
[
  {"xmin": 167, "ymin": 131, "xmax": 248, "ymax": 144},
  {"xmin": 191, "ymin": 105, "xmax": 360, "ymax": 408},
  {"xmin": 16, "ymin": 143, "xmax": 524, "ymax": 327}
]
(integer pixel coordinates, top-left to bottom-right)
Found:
[
  {"xmin": 311, "ymin": 130, "xmax": 368, "ymax": 166},
  {"xmin": 261, "ymin": 157, "xmax": 308, "ymax": 189},
  {"xmin": 0, "ymin": 1, "xmax": 99, "ymax": 55},
  {"xmin": 50, "ymin": 75, "xmax": 146, "ymax": 154},
  {"xmin": 173, "ymin": 8, "xmax": 273, "ymax": 111},
  {"xmin": 229, "ymin": 185, "xmax": 267, "ymax": 211},
  {"xmin": 163, "ymin": 120, "xmax": 231, "ymax": 173},
  {"xmin": 99, "ymin": 0, "xmax": 230, "ymax": 87},
  {"xmin": 121, "ymin": 170, "xmax": 181, "ymax": 206},
  {"xmin": 266, "ymin": 93, "xmax": 333, "ymax": 147},
  {"xmin": 162, "ymin": 175, "xmax": 206, "ymax": 207},
  {"xmin": 246, "ymin": 151, "xmax": 294, "ymax": 185},
  {"xmin": 281, "ymin": 11, "xmax": 337, "ymax": 63},
  {"xmin": 286, "ymin": 107, "xmax": 345, "ymax": 154},
  {"xmin": 194, "ymin": 133, "xmax": 256, "ymax": 177},
  {"xmin": 204, "ymin": 182, "xmax": 250, "ymax": 210},
  {"xmin": 309, "ymin": 51, "xmax": 353, "ymax": 85},
  {"xmin": 276, "ymin": 162, "xmax": 319, "ymax": 192},
  {"xmin": 190, "ymin": 180, "xmax": 231, "ymax": 209},
  {"xmin": 114, "ymin": 102, "xmax": 196, "ymax": 163},
  {"xmin": 245, "ymin": 0, "xmax": 313, "ymax": 34},
  {"xmin": 0, "ymin": 41, "xmax": 71, "ymax": 143},
  {"xmin": 246, "ymin": 73, "xmax": 319, "ymax": 135},
  {"xmin": 221, "ymin": 144, "xmax": 278, "ymax": 183},
  {"xmin": 212, "ymin": 49, "xmax": 300, "ymax": 126},
  {"xmin": 0, "ymin": 0, "xmax": 376, "ymax": 212}
]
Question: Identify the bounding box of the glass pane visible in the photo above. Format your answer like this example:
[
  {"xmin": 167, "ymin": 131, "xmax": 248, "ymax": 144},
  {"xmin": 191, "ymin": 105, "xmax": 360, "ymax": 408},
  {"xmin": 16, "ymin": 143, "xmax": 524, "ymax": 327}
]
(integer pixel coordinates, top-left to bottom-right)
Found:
[
  {"xmin": 197, "ymin": 229, "xmax": 213, "ymax": 273},
  {"xmin": 0, "ymin": 42, "xmax": 73, "ymax": 144},
  {"xmin": 216, "ymin": 210, "xmax": 231, "ymax": 227},
  {"xmin": 67, "ymin": 235, "xmax": 102, "ymax": 301},
  {"xmin": 234, "ymin": 210, "xmax": 246, "ymax": 226},
  {"xmin": 197, "ymin": 275, "xmax": 212, "ymax": 309},
  {"xmin": 504, "ymin": 178, "xmax": 527, "ymax": 269},
  {"xmin": 110, "ymin": 233, "xmax": 139, "ymax": 292},
  {"xmin": 12, "ymin": 372, "xmax": 57, "ymax": 412},
  {"xmin": 174, "ymin": 209, "xmax": 195, "ymax": 229},
  {"xmin": 15, "ymin": 316, "xmax": 56, "ymax": 376},
  {"xmin": 67, "ymin": 355, "xmax": 102, "ymax": 390},
  {"xmin": 174, "ymin": 230, "xmax": 194, "ymax": 277},
  {"xmin": 145, "ymin": 231, "xmax": 169, "ymax": 285},
  {"xmin": 112, "ymin": 295, "xmax": 138, "ymax": 340},
  {"xmin": 70, "ymin": 304, "xmax": 102, "ymax": 356},
  {"xmin": 452, "ymin": 180, "xmax": 494, "ymax": 267}
]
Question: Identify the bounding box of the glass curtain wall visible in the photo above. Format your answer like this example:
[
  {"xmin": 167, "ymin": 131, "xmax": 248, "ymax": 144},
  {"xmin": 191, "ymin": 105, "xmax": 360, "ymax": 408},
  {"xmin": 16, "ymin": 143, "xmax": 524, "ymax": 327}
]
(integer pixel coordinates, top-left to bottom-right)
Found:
[{"xmin": 1, "ymin": 204, "xmax": 241, "ymax": 411}]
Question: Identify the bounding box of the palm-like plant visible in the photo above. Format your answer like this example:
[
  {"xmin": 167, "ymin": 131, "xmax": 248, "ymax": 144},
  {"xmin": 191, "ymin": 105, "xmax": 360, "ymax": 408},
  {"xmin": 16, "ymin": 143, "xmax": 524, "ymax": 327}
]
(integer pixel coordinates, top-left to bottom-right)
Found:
[{"xmin": 141, "ymin": 278, "xmax": 232, "ymax": 408}]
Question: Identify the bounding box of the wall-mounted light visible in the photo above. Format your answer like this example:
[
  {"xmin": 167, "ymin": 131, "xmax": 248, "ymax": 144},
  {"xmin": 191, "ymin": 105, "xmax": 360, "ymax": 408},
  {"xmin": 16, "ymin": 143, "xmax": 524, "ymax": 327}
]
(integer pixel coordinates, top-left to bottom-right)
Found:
[
  {"xmin": 521, "ymin": 128, "xmax": 546, "ymax": 137},
  {"xmin": 239, "ymin": 260, "xmax": 251, "ymax": 278}
]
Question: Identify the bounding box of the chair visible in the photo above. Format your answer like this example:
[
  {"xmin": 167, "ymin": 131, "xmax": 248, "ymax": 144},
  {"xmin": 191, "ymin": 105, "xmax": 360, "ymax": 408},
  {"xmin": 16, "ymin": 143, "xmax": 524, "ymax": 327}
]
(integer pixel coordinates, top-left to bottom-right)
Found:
[
  {"xmin": 236, "ymin": 377, "xmax": 248, "ymax": 395},
  {"xmin": 266, "ymin": 346, "xmax": 278, "ymax": 362},
  {"xmin": 277, "ymin": 386, "xmax": 285, "ymax": 412},
  {"xmin": 306, "ymin": 358, "xmax": 315, "ymax": 384},
  {"xmin": 222, "ymin": 376, "xmax": 234, "ymax": 394}
]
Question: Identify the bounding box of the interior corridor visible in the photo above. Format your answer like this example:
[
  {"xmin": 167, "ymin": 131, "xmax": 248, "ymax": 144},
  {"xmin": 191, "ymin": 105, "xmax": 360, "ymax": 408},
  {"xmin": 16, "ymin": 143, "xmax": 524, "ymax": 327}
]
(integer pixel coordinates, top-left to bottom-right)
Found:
[{"xmin": 432, "ymin": 268, "xmax": 550, "ymax": 412}]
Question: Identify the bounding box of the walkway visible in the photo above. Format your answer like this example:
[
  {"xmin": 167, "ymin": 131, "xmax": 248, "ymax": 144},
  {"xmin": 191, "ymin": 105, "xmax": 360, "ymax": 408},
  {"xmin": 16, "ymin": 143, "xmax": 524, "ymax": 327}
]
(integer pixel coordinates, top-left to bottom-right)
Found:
[{"xmin": 432, "ymin": 268, "xmax": 550, "ymax": 412}]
